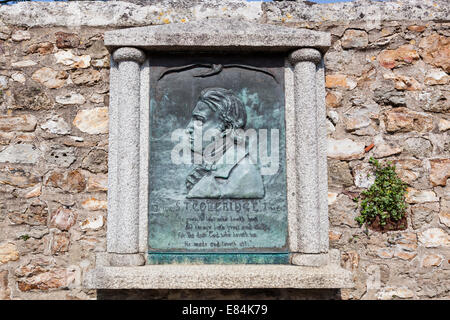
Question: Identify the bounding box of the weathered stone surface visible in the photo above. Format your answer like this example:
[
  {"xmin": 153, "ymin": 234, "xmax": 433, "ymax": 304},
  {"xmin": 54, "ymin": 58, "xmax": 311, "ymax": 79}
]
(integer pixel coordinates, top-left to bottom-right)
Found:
[
  {"xmin": 73, "ymin": 107, "xmax": 108, "ymax": 134},
  {"xmin": 328, "ymin": 230, "xmax": 341, "ymax": 241},
  {"xmin": 71, "ymin": 69, "xmax": 101, "ymax": 86},
  {"xmin": 419, "ymin": 33, "xmax": 450, "ymax": 73},
  {"xmin": 406, "ymin": 188, "xmax": 439, "ymax": 204},
  {"xmin": 329, "ymin": 194, "xmax": 358, "ymax": 228},
  {"xmin": 415, "ymin": 89, "xmax": 450, "ymax": 113},
  {"xmin": 325, "ymin": 92, "xmax": 342, "ymax": 108},
  {"xmin": 393, "ymin": 159, "xmax": 422, "ymax": 185},
  {"xmin": 13, "ymin": 85, "xmax": 53, "ymax": 110},
  {"xmin": 0, "ymin": 75, "xmax": 8, "ymax": 89},
  {"xmin": 377, "ymin": 45, "xmax": 419, "ymax": 69},
  {"xmin": 410, "ymin": 202, "xmax": 438, "ymax": 230},
  {"xmin": 384, "ymin": 108, "xmax": 432, "ymax": 133},
  {"xmin": 327, "ymin": 193, "xmax": 338, "ymax": 206},
  {"xmin": 55, "ymin": 93, "xmax": 86, "ymax": 105},
  {"xmin": 439, "ymin": 201, "xmax": 450, "ymax": 228},
  {"xmin": 82, "ymin": 149, "xmax": 108, "ymax": 173},
  {"xmin": 89, "ymin": 93, "xmax": 105, "ymax": 105},
  {"xmin": 41, "ymin": 115, "xmax": 71, "ymax": 135},
  {"xmin": 24, "ymin": 183, "xmax": 41, "ymax": 198},
  {"xmin": 8, "ymin": 202, "xmax": 48, "ymax": 226},
  {"xmin": 422, "ymin": 254, "xmax": 443, "ymax": 267},
  {"xmin": 15, "ymin": 258, "xmax": 76, "ymax": 291},
  {"xmin": 0, "ymin": 270, "xmax": 10, "ymax": 300},
  {"xmin": 55, "ymin": 32, "xmax": 80, "ymax": 49},
  {"xmin": 418, "ymin": 228, "xmax": 449, "ymax": 248},
  {"xmin": 377, "ymin": 287, "xmax": 414, "ymax": 300},
  {"xmin": 376, "ymin": 248, "xmax": 394, "ymax": 259},
  {"xmin": 105, "ymin": 18, "xmax": 330, "ymax": 52},
  {"xmin": 27, "ymin": 41, "xmax": 54, "ymax": 55},
  {"xmin": 84, "ymin": 264, "xmax": 353, "ymax": 290},
  {"xmin": 0, "ymin": 167, "xmax": 40, "ymax": 188},
  {"xmin": 438, "ymin": 119, "xmax": 450, "ymax": 132},
  {"xmin": 325, "ymin": 74, "xmax": 357, "ymax": 90},
  {"xmin": 429, "ymin": 159, "xmax": 450, "ymax": 186},
  {"xmin": 326, "ymin": 119, "xmax": 335, "ymax": 135},
  {"xmin": 11, "ymin": 72, "xmax": 26, "ymax": 84},
  {"xmin": 86, "ymin": 173, "xmax": 107, "ymax": 192},
  {"xmin": 32, "ymin": 67, "xmax": 68, "ymax": 89},
  {"xmin": 46, "ymin": 169, "xmax": 86, "ymax": 193},
  {"xmin": 341, "ymin": 29, "xmax": 368, "ymax": 49},
  {"xmin": 50, "ymin": 231, "xmax": 70, "ymax": 255},
  {"xmin": 407, "ymin": 25, "xmax": 427, "ymax": 32},
  {"xmin": 344, "ymin": 115, "xmax": 371, "ymax": 132},
  {"xmin": 80, "ymin": 215, "xmax": 105, "ymax": 231},
  {"xmin": 92, "ymin": 57, "xmax": 110, "ymax": 68},
  {"xmin": 0, "ymin": 242, "xmax": 19, "ymax": 265},
  {"xmin": 81, "ymin": 198, "xmax": 107, "ymax": 211},
  {"xmin": 46, "ymin": 146, "xmax": 76, "ymax": 168},
  {"xmin": 55, "ymin": 50, "xmax": 91, "ymax": 69},
  {"xmin": 50, "ymin": 207, "xmax": 77, "ymax": 231},
  {"xmin": 11, "ymin": 60, "xmax": 37, "ymax": 68},
  {"xmin": 383, "ymin": 73, "xmax": 422, "ymax": 91},
  {"xmin": 403, "ymin": 137, "xmax": 433, "ymax": 158},
  {"xmin": 373, "ymin": 88, "xmax": 405, "ymax": 106},
  {"xmin": 11, "ymin": 30, "xmax": 31, "ymax": 42},
  {"xmin": 394, "ymin": 251, "xmax": 417, "ymax": 261},
  {"xmin": 0, "ymin": 132, "xmax": 14, "ymax": 145},
  {"xmin": 327, "ymin": 110, "xmax": 339, "ymax": 125},
  {"xmin": 372, "ymin": 142, "xmax": 402, "ymax": 159},
  {"xmin": 425, "ymin": 69, "xmax": 449, "ymax": 85},
  {"xmin": 1, "ymin": 0, "xmax": 448, "ymax": 27},
  {"xmin": 327, "ymin": 138, "xmax": 365, "ymax": 160},
  {"xmin": 341, "ymin": 251, "xmax": 359, "ymax": 271},
  {"xmin": 0, "ymin": 114, "xmax": 37, "ymax": 132},
  {"xmin": 0, "ymin": 24, "xmax": 11, "ymax": 40},
  {"xmin": 328, "ymin": 159, "xmax": 353, "ymax": 187},
  {"xmin": 353, "ymin": 163, "xmax": 375, "ymax": 188},
  {"xmin": 0, "ymin": 144, "xmax": 40, "ymax": 164}
]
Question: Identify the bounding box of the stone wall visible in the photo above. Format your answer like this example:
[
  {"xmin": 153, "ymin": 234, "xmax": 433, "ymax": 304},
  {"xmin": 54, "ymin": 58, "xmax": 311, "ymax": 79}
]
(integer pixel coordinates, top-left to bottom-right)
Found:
[{"xmin": 0, "ymin": 0, "xmax": 448, "ymax": 300}]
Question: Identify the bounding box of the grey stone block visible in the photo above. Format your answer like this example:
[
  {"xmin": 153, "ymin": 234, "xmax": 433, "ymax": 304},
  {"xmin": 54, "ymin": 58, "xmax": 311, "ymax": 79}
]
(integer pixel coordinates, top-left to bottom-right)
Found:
[
  {"xmin": 84, "ymin": 264, "xmax": 354, "ymax": 289},
  {"xmin": 104, "ymin": 19, "xmax": 330, "ymax": 53}
]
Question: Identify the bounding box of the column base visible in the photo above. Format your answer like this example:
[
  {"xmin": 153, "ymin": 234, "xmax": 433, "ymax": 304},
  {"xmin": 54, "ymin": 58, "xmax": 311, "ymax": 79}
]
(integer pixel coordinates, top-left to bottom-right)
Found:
[
  {"xmin": 96, "ymin": 253, "xmax": 145, "ymax": 267},
  {"xmin": 290, "ymin": 250, "xmax": 340, "ymax": 267}
]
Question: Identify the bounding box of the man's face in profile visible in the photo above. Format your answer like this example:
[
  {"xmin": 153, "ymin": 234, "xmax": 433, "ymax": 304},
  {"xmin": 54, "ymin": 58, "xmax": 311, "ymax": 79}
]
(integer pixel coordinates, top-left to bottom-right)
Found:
[{"xmin": 186, "ymin": 100, "xmax": 223, "ymax": 153}]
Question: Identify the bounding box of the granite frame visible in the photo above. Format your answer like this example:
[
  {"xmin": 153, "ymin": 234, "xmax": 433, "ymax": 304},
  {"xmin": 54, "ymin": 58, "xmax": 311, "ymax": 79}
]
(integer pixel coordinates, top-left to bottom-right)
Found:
[{"xmin": 85, "ymin": 19, "xmax": 353, "ymax": 290}]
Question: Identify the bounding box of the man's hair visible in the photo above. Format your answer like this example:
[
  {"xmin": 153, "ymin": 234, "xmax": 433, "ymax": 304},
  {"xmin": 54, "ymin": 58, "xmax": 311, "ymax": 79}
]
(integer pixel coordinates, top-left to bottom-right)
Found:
[{"xmin": 198, "ymin": 88, "xmax": 247, "ymax": 130}]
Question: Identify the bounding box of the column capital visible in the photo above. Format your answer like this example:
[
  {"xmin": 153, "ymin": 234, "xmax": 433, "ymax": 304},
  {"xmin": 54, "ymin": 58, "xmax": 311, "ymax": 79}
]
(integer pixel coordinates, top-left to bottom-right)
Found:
[
  {"xmin": 288, "ymin": 48, "xmax": 322, "ymax": 65},
  {"xmin": 112, "ymin": 47, "xmax": 146, "ymax": 64}
]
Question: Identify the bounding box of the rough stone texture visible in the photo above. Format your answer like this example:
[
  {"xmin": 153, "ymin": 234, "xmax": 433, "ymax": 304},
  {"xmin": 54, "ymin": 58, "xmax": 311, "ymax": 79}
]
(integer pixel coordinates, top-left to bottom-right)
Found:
[
  {"xmin": 84, "ymin": 264, "xmax": 353, "ymax": 290},
  {"xmin": 0, "ymin": 0, "xmax": 448, "ymax": 300},
  {"xmin": 32, "ymin": 67, "xmax": 68, "ymax": 89},
  {"xmin": 105, "ymin": 19, "xmax": 330, "ymax": 53},
  {"xmin": 0, "ymin": 144, "xmax": 40, "ymax": 164},
  {"xmin": 73, "ymin": 108, "xmax": 108, "ymax": 135},
  {"xmin": 0, "ymin": 242, "xmax": 19, "ymax": 265}
]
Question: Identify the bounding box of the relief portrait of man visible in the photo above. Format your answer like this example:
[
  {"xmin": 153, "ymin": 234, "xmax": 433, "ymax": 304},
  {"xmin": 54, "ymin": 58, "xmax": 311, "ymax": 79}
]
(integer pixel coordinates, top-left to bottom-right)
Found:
[{"xmin": 185, "ymin": 87, "xmax": 265, "ymax": 199}]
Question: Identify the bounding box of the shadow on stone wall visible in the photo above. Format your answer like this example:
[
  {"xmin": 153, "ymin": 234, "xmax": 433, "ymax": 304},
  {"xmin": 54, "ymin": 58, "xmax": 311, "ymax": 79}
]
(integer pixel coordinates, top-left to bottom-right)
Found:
[{"xmin": 97, "ymin": 289, "xmax": 342, "ymax": 300}]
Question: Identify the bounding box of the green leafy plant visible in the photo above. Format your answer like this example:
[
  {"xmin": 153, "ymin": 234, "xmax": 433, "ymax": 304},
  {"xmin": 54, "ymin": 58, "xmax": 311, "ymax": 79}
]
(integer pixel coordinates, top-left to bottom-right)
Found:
[
  {"xmin": 19, "ymin": 234, "xmax": 30, "ymax": 241},
  {"xmin": 354, "ymin": 157, "xmax": 408, "ymax": 227}
]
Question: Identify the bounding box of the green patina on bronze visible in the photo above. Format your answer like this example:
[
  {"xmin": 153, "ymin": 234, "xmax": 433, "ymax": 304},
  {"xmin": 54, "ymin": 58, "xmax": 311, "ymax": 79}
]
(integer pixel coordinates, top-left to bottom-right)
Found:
[
  {"xmin": 148, "ymin": 253, "xmax": 290, "ymax": 265},
  {"xmin": 148, "ymin": 53, "xmax": 288, "ymax": 263}
]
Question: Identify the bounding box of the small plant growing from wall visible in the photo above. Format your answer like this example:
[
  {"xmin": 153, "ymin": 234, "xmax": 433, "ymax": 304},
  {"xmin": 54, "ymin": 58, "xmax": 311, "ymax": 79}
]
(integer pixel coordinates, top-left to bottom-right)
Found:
[{"xmin": 354, "ymin": 157, "xmax": 408, "ymax": 231}]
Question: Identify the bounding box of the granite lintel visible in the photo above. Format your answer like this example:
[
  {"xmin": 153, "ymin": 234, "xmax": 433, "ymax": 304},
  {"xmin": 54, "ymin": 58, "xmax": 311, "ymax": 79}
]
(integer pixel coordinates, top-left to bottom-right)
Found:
[
  {"xmin": 84, "ymin": 264, "xmax": 354, "ymax": 290},
  {"xmin": 104, "ymin": 19, "xmax": 331, "ymax": 54}
]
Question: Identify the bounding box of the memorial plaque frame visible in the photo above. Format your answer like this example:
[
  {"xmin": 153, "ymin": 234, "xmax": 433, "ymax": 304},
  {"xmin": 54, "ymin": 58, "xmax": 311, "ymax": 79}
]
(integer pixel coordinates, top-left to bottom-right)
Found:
[{"xmin": 85, "ymin": 19, "xmax": 353, "ymax": 290}]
